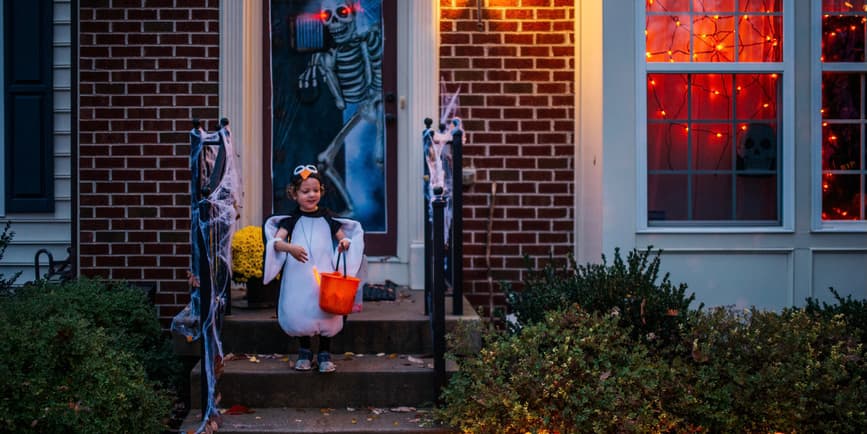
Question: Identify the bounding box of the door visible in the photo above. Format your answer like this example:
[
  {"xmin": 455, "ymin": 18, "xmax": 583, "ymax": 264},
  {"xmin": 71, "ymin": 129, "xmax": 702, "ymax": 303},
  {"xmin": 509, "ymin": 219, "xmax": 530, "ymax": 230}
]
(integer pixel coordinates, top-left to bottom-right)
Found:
[{"xmin": 264, "ymin": 0, "xmax": 398, "ymax": 256}]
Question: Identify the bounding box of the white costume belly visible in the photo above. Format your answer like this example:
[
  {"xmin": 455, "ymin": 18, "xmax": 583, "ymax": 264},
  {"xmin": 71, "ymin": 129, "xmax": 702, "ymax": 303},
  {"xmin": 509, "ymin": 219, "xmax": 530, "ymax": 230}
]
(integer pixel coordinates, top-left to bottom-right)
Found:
[{"xmin": 263, "ymin": 214, "xmax": 365, "ymax": 337}]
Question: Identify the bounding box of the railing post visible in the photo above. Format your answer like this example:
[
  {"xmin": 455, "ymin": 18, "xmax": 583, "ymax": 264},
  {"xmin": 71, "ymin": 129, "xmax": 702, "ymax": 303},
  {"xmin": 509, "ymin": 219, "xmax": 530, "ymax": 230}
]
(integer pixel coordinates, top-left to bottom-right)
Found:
[
  {"xmin": 450, "ymin": 123, "xmax": 463, "ymax": 315},
  {"xmin": 196, "ymin": 226, "xmax": 212, "ymax": 421},
  {"xmin": 431, "ymin": 190, "xmax": 447, "ymax": 402},
  {"xmin": 424, "ymin": 184, "xmax": 432, "ymax": 316}
]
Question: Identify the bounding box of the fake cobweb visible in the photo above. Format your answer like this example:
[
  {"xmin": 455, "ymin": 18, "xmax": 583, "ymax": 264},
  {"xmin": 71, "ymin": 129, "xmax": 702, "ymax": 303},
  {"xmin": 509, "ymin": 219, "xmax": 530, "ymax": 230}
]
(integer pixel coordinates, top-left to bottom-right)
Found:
[
  {"xmin": 171, "ymin": 119, "xmax": 241, "ymax": 434},
  {"xmin": 423, "ymin": 81, "xmax": 463, "ymax": 241}
]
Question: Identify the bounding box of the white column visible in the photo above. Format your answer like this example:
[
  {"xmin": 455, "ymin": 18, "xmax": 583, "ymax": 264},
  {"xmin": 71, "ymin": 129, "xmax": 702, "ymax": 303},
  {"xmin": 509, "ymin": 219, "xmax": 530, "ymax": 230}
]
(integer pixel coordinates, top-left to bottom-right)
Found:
[
  {"xmin": 402, "ymin": 0, "xmax": 439, "ymax": 290},
  {"xmin": 220, "ymin": 0, "xmax": 263, "ymax": 228},
  {"xmin": 574, "ymin": 0, "xmax": 604, "ymax": 264}
]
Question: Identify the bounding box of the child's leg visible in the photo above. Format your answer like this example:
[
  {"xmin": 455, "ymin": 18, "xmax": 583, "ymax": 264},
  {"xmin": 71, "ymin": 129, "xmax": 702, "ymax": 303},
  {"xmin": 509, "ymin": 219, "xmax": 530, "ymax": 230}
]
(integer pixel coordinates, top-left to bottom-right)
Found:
[
  {"xmin": 294, "ymin": 336, "xmax": 313, "ymax": 371},
  {"xmin": 318, "ymin": 336, "xmax": 331, "ymax": 354},
  {"xmin": 317, "ymin": 336, "xmax": 336, "ymax": 373}
]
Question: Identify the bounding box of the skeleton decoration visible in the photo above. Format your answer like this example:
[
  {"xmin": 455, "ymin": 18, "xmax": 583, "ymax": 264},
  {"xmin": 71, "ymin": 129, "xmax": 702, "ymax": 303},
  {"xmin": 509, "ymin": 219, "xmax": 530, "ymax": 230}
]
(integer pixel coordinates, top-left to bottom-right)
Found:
[
  {"xmin": 274, "ymin": 0, "xmax": 385, "ymax": 230},
  {"xmin": 172, "ymin": 117, "xmax": 240, "ymax": 434},
  {"xmin": 737, "ymin": 123, "xmax": 777, "ymax": 172}
]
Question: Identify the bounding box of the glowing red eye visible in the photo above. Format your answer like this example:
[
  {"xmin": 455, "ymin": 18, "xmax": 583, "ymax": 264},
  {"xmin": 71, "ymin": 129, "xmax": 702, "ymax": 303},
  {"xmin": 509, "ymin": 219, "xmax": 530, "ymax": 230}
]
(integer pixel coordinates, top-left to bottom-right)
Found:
[
  {"xmin": 320, "ymin": 10, "xmax": 332, "ymax": 22},
  {"xmin": 336, "ymin": 6, "xmax": 350, "ymax": 17}
]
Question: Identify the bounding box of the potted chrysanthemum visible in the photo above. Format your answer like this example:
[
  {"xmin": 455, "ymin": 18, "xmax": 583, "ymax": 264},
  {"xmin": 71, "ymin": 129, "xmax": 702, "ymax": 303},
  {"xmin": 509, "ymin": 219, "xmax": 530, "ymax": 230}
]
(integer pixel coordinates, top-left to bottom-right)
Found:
[{"xmin": 231, "ymin": 225, "xmax": 277, "ymax": 307}]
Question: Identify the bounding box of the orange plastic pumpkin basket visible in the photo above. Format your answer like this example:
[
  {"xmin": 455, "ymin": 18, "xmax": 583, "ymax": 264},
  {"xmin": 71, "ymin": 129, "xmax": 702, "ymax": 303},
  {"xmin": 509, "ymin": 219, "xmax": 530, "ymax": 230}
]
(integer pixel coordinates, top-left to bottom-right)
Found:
[{"xmin": 319, "ymin": 251, "xmax": 360, "ymax": 315}]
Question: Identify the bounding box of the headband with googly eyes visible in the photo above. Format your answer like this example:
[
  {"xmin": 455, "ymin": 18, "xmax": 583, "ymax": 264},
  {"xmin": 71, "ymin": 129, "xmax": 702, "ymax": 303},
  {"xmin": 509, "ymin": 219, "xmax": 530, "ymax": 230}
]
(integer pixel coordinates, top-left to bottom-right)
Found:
[{"xmin": 292, "ymin": 164, "xmax": 318, "ymax": 181}]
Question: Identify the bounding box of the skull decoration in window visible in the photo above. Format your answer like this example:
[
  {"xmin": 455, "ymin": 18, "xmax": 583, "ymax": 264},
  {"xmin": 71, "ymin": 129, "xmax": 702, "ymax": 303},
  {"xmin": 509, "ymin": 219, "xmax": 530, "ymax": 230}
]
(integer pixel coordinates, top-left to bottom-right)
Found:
[{"xmin": 737, "ymin": 123, "xmax": 777, "ymax": 172}]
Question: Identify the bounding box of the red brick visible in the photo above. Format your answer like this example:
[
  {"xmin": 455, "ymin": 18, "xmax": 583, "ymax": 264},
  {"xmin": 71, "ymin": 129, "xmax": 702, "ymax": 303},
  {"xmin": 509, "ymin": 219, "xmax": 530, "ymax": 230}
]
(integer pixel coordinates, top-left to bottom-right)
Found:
[
  {"xmin": 487, "ymin": 45, "xmax": 517, "ymax": 56},
  {"xmin": 488, "ymin": 21, "xmax": 518, "ymax": 32},
  {"xmin": 522, "ymin": 21, "xmax": 551, "ymax": 32},
  {"xmin": 537, "ymin": 58, "xmax": 567, "ymax": 69},
  {"xmin": 520, "ymin": 46, "xmax": 549, "ymax": 56},
  {"xmin": 537, "ymin": 9, "xmax": 566, "ymax": 20},
  {"xmin": 441, "ymin": 33, "xmax": 469, "ymax": 44}
]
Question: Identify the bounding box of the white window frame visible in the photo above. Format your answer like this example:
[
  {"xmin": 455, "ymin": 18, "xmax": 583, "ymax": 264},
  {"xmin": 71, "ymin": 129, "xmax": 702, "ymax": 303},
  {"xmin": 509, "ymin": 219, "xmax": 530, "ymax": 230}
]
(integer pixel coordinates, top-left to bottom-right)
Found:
[
  {"xmin": 811, "ymin": 1, "xmax": 867, "ymax": 232},
  {"xmin": 636, "ymin": 0, "xmax": 795, "ymax": 233}
]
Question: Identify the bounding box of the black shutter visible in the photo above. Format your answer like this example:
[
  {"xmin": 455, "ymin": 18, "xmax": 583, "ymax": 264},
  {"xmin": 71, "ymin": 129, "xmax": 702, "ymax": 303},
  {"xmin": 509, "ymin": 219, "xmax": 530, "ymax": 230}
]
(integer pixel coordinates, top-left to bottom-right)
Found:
[{"xmin": 5, "ymin": 0, "xmax": 54, "ymax": 212}]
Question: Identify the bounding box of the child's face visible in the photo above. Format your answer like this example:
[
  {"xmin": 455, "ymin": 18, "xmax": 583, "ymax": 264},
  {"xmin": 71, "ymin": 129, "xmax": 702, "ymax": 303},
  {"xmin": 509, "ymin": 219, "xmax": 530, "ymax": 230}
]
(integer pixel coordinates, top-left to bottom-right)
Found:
[{"xmin": 292, "ymin": 177, "xmax": 322, "ymax": 212}]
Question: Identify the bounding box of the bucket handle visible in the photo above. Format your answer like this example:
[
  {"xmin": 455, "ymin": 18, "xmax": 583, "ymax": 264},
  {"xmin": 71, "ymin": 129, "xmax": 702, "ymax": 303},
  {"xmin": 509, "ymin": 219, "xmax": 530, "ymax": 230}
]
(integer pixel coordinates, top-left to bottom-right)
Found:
[{"xmin": 334, "ymin": 249, "xmax": 348, "ymax": 277}]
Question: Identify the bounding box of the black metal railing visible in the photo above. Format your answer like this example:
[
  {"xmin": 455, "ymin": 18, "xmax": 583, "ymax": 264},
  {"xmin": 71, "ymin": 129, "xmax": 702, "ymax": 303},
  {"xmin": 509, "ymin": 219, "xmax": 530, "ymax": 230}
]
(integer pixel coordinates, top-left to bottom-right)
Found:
[
  {"xmin": 430, "ymin": 188, "xmax": 447, "ymax": 402},
  {"xmin": 423, "ymin": 117, "xmax": 465, "ymax": 402},
  {"xmin": 33, "ymin": 247, "xmax": 74, "ymax": 283}
]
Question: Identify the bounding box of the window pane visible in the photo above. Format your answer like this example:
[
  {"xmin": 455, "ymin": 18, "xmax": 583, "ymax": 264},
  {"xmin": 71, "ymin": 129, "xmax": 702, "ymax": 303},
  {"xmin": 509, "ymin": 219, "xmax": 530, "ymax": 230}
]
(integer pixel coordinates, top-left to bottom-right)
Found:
[
  {"xmin": 695, "ymin": 0, "xmax": 734, "ymax": 11},
  {"xmin": 647, "ymin": 1, "xmax": 782, "ymax": 62},
  {"xmin": 822, "ymin": 174, "xmax": 862, "ymax": 220},
  {"xmin": 693, "ymin": 15, "xmax": 736, "ymax": 61},
  {"xmin": 648, "ymin": 123, "xmax": 689, "ymax": 170},
  {"xmin": 647, "ymin": 0, "xmax": 690, "ymax": 13},
  {"xmin": 823, "ymin": 0, "xmax": 867, "ymax": 13},
  {"xmin": 737, "ymin": 175, "xmax": 778, "ymax": 220},
  {"xmin": 740, "ymin": 0, "xmax": 781, "ymax": 12},
  {"xmin": 648, "ymin": 74, "xmax": 689, "ymax": 119},
  {"xmin": 649, "ymin": 174, "xmax": 688, "ymax": 220},
  {"xmin": 736, "ymin": 74, "xmax": 779, "ymax": 120},
  {"xmin": 647, "ymin": 73, "xmax": 780, "ymax": 224},
  {"xmin": 822, "ymin": 14, "xmax": 865, "ymax": 63},
  {"xmin": 738, "ymin": 15, "xmax": 782, "ymax": 62},
  {"xmin": 692, "ymin": 74, "xmax": 732, "ymax": 119},
  {"xmin": 822, "ymin": 73, "xmax": 861, "ymax": 119},
  {"xmin": 693, "ymin": 123, "xmax": 734, "ymax": 170},
  {"xmin": 646, "ymin": 15, "xmax": 692, "ymax": 62},
  {"xmin": 693, "ymin": 174, "xmax": 733, "ymax": 220},
  {"xmin": 823, "ymin": 123, "xmax": 861, "ymax": 170}
]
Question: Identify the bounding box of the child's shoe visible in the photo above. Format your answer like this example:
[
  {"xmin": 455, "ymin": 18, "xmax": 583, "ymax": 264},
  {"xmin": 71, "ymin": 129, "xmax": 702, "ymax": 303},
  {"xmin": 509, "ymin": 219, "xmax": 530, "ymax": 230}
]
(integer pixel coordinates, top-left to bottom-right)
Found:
[
  {"xmin": 317, "ymin": 352, "xmax": 336, "ymax": 373},
  {"xmin": 294, "ymin": 348, "xmax": 313, "ymax": 371}
]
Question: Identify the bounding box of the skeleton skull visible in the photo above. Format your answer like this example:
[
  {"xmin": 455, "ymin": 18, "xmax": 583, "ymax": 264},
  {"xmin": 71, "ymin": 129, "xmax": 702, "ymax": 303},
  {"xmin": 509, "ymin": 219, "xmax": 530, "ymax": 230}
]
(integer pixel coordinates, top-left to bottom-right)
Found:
[
  {"xmin": 738, "ymin": 123, "xmax": 776, "ymax": 171},
  {"xmin": 321, "ymin": 0, "xmax": 357, "ymax": 44}
]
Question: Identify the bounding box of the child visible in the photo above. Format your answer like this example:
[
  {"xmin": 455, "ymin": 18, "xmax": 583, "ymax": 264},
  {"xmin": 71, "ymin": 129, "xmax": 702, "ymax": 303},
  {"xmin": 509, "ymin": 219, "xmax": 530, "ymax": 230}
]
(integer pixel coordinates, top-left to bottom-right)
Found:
[{"xmin": 262, "ymin": 164, "xmax": 364, "ymax": 373}]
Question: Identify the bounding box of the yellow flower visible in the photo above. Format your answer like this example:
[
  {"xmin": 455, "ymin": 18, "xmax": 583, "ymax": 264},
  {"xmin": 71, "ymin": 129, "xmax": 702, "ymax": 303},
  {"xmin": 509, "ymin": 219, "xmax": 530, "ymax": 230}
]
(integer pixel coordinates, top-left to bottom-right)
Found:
[{"xmin": 230, "ymin": 225, "xmax": 264, "ymax": 283}]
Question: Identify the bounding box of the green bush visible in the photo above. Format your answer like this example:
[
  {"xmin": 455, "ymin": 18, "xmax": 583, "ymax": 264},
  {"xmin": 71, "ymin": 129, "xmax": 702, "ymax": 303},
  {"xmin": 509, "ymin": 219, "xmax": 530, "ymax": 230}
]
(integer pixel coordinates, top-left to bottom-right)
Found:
[
  {"xmin": 438, "ymin": 307, "xmax": 683, "ymax": 433},
  {"xmin": 507, "ymin": 247, "xmax": 698, "ymax": 350},
  {"xmin": 17, "ymin": 278, "xmax": 183, "ymax": 391},
  {"xmin": 805, "ymin": 286, "xmax": 867, "ymax": 345},
  {"xmin": 669, "ymin": 307, "xmax": 867, "ymax": 433},
  {"xmin": 0, "ymin": 279, "xmax": 175, "ymax": 433},
  {"xmin": 0, "ymin": 221, "xmax": 20, "ymax": 294}
]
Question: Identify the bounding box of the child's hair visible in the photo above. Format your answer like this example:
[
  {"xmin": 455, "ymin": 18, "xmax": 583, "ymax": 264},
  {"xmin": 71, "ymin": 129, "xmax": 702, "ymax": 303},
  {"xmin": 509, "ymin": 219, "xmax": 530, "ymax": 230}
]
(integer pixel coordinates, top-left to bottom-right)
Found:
[{"xmin": 287, "ymin": 164, "xmax": 325, "ymax": 196}]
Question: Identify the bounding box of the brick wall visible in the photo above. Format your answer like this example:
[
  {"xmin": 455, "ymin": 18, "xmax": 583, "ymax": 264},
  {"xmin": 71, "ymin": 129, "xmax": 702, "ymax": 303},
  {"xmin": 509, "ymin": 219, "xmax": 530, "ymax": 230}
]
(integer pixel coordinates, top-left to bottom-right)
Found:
[
  {"xmin": 439, "ymin": 0, "xmax": 576, "ymax": 310},
  {"xmin": 78, "ymin": 0, "xmax": 219, "ymax": 325}
]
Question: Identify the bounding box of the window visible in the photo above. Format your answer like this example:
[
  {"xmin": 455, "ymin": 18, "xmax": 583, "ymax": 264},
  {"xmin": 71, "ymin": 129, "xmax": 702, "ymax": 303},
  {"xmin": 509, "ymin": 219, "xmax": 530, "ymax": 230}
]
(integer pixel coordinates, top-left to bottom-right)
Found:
[
  {"xmin": 818, "ymin": 0, "xmax": 867, "ymax": 224},
  {"xmin": 642, "ymin": 0, "xmax": 788, "ymax": 227}
]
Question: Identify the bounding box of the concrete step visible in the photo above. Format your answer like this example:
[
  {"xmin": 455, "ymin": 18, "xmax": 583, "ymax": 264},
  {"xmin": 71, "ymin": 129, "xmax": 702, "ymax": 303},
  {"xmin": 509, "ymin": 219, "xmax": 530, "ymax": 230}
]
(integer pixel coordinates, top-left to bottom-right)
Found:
[
  {"xmin": 215, "ymin": 292, "xmax": 479, "ymax": 355},
  {"xmin": 191, "ymin": 353, "xmax": 457, "ymax": 409},
  {"xmin": 179, "ymin": 406, "xmax": 454, "ymax": 433}
]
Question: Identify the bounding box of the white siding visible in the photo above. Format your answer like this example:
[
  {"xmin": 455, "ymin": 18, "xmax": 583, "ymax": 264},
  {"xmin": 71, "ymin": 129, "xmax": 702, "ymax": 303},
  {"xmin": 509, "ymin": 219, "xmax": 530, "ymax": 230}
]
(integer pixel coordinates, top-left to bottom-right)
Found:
[{"xmin": 1, "ymin": 0, "xmax": 73, "ymax": 285}]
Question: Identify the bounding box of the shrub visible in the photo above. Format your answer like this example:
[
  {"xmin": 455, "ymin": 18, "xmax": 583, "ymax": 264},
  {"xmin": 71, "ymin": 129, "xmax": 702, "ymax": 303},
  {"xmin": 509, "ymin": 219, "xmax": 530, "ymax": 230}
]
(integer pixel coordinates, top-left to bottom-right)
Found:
[
  {"xmin": 804, "ymin": 286, "xmax": 867, "ymax": 345},
  {"xmin": 507, "ymin": 247, "xmax": 698, "ymax": 350},
  {"xmin": 438, "ymin": 307, "xmax": 684, "ymax": 433},
  {"xmin": 21, "ymin": 278, "xmax": 183, "ymax": 390},
  {"xmin": 0, "ymin": 221, "xmax": 20, "ymax": 295},
  {"xmin": 0, "ymin": 279, "xmax": 175, "ymax": 432},
  {"xmin": 668, "ymin": 307, "xmax": 867, "ymax": 433}
]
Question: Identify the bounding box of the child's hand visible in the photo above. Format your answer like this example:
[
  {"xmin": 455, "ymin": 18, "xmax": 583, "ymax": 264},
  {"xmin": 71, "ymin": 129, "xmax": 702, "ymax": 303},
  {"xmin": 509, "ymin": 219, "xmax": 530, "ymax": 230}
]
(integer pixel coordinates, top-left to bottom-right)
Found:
[
  {"xmin": 287, "ymin": 244, "xmax": 308, "ymax": 263},
  {"xmin": 337, "ymin": 238, "xmax": 351, "ymax": 252}
]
